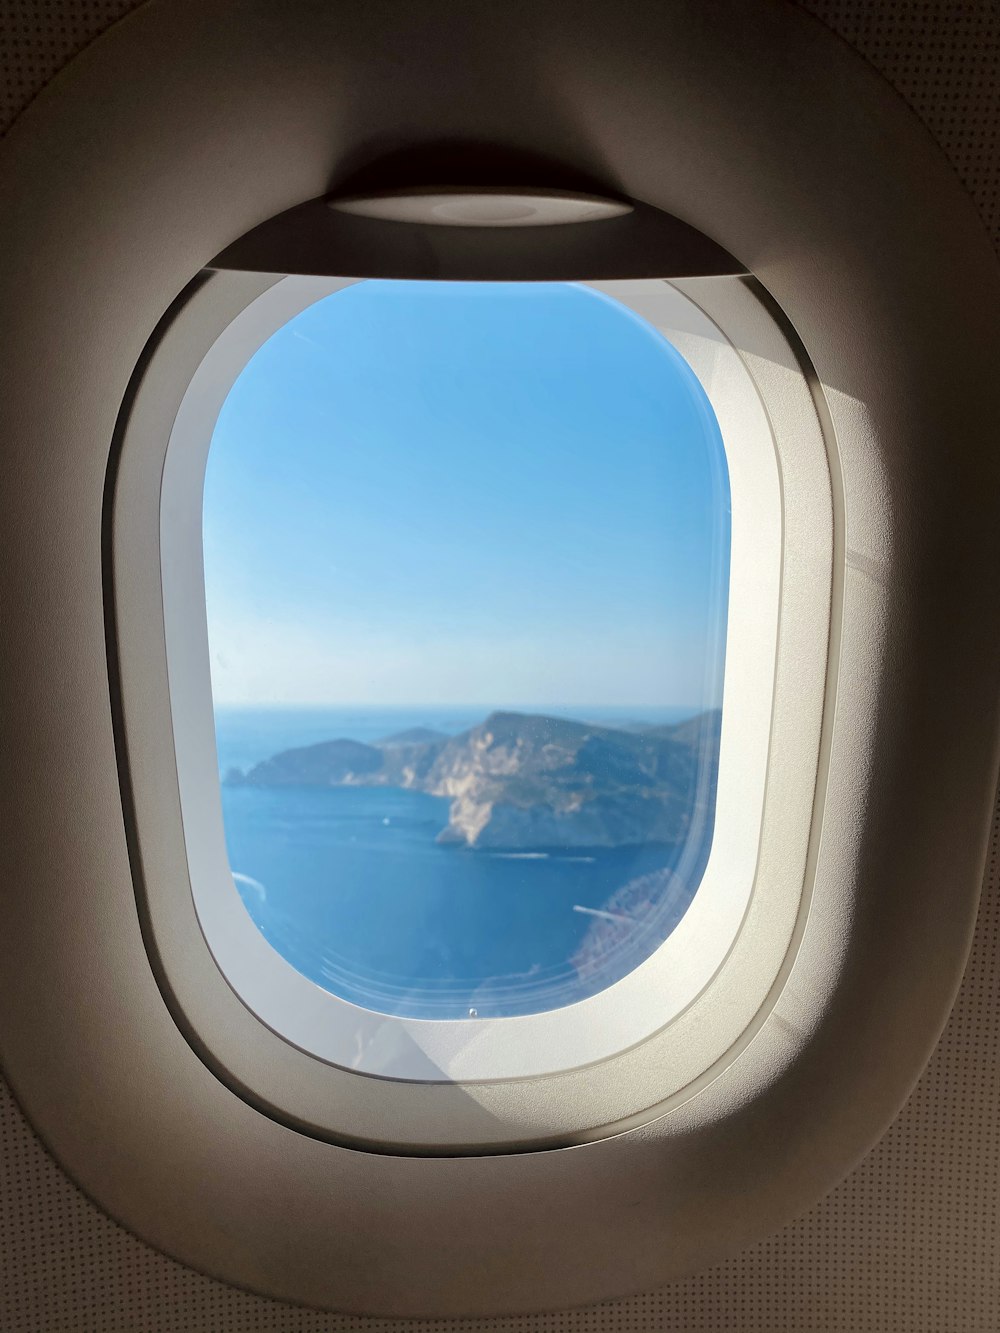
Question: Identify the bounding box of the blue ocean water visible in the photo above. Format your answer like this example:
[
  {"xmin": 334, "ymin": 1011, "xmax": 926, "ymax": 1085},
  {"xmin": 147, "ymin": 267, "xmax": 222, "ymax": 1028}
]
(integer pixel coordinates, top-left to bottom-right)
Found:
[{"xmin": 215, "ymin": 706, "xmax": 713, "ymax": 1019}]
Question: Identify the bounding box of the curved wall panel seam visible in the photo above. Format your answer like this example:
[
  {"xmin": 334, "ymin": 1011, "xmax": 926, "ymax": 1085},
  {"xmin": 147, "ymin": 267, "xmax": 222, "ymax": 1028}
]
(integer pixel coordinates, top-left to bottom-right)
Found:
[
  {"xmin": 800, "ymin": 0, "xmax": 1000, "ymax": 246},
  {"xmin": 0, "ymin": 0, "xmax": 148, "ymax": 138}
]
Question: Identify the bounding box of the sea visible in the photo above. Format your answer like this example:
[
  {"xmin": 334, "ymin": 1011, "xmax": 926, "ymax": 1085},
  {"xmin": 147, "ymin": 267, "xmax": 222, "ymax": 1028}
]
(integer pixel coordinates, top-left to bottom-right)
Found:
[{"xmin": 215, "ymin": 705, "xmax": 713, "ymax": 1019}]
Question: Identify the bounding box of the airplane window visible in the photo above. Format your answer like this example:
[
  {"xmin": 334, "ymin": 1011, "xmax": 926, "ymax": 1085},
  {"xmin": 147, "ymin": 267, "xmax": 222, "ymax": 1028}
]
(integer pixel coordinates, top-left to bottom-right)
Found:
[{"xmin": 202, "ymin": 280, "xmax": 730, "ymax": 1020}]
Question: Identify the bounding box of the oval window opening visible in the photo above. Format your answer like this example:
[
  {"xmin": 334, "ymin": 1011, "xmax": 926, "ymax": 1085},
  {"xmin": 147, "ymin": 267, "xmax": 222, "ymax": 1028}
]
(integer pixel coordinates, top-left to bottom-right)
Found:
[{"xmin": 203, "ymin": 280, "xmax": 730, "ymax": 1020}]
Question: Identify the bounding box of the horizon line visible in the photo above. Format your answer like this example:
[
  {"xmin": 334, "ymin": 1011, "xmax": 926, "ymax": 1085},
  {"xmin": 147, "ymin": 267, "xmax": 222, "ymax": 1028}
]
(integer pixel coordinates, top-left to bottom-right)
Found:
[{"xmin": 211, "ymin": 700, "xmax": 718, "ymax": 712}]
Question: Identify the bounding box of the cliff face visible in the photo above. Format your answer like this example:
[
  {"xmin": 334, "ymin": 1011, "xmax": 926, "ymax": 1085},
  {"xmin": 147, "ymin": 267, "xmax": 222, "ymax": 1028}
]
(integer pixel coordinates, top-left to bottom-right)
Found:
[{"xmin": 229, "ymin": 710, "xmax": 721, "ymax": 851}]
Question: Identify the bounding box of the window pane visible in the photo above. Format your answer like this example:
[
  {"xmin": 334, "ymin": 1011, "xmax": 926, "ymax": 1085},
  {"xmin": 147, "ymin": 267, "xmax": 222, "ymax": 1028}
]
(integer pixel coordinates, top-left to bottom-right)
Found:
[{"xmin": 203, "ymin": 280, "xmax": 730, "ymax": 1019}]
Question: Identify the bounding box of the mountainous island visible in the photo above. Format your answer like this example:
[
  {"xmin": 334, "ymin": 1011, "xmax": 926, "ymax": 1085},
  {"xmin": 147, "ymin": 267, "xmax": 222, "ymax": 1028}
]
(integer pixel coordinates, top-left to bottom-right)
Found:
[{"xmin": 226, "ymin": 710, "xmax": 721, "ymax": 852}]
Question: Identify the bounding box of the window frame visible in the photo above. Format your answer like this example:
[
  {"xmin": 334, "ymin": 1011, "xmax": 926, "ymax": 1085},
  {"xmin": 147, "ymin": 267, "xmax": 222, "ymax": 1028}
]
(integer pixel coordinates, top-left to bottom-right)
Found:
[{"xmin": 111, "ymin": 270, "xmax": 833, "ymax": 1149}]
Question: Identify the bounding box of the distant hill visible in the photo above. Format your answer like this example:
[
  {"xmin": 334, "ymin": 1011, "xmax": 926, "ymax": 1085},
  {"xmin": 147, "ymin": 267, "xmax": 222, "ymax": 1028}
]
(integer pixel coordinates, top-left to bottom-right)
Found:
[
  {"xmin": 229, "ymin": 709, "xmax": 721, "ymax": 851},
  {"xmin": 639, "ymin": 710, "xmax": 723, "ymax": 750},
  {"xmin": 376, "ymin": 726, "xmax": 449, "ymax": 747}
]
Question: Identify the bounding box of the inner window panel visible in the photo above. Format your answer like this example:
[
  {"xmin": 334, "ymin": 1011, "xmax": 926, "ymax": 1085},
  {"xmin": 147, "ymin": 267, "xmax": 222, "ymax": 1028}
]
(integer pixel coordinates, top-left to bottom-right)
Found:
[{"xmin": 203, "ymin": 280, "xmax": 730, "ymax": 1018}]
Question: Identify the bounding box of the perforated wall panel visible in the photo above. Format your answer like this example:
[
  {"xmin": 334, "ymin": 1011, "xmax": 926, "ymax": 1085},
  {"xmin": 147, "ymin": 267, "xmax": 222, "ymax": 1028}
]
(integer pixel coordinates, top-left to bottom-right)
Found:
[
  {"xmin": 1, "ymin": 2, "xmax": 998, "ymax": 1329},
  {"xmin": 0, "ymin": 0, "xmax": 139, "ymax": 134},
  {"xmin": 804, "ymin": 0, "xmax": 1000, "ymax": 244}
]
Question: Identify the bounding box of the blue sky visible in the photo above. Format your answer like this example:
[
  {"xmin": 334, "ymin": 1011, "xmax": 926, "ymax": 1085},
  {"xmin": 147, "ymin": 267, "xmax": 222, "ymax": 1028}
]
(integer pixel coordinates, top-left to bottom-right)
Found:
[{"xmin": 203, "ymin": 280, "xmax": 730, "ymax": 708}]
